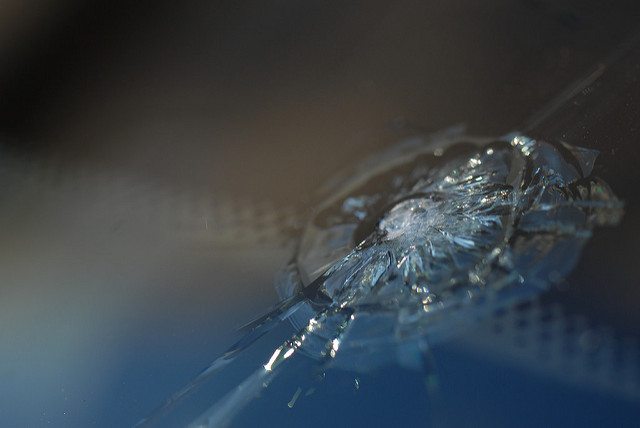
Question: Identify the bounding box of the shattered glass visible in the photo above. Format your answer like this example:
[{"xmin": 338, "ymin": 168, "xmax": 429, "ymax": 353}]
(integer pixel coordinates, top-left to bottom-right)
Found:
[
  {"xmin": 140, "ymin": 134, "xmax": 623, "ymax": 427},
  {"xmin": 282, "ymin": 135, "xmax": 623, "ymax": 365}
]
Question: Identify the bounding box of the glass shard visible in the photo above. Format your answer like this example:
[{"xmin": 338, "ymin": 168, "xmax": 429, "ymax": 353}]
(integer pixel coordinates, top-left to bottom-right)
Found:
[
  {"xmin": 287, "ymin": 135, "xmax": 623, "ymax": 365},
  {"xmin": 141, "ymin": 134, "xmax": 624, "ymax": 427}
]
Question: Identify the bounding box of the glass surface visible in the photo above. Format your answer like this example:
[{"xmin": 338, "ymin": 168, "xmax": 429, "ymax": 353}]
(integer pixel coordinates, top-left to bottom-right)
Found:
[{"xmin": 1, "ymin": 2, "xmax": 640, "ymax": 427}]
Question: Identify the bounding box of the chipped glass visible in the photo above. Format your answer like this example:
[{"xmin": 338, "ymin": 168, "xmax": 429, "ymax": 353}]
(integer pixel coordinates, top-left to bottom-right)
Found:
[
  {"xmin": 280, "ymin": 134, "xmax": 622, "ymax": 366},
  {"xmin": 139, "ymin": 133, "xmax": 623, "ymax": 427}
]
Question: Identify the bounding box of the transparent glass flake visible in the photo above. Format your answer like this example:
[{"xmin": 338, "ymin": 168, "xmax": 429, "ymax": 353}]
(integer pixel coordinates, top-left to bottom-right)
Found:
[
  {"xmin": 140, "ymin": 134, "xmax": 624, "ymax": 427},
  {"xmin": 284, "ymin": 135, "xmax": 623, "ymax": 364}
]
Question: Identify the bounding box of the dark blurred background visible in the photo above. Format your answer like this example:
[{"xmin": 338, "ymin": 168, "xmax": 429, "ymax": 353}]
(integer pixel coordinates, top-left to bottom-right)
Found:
[
  {"xmin": 1, "ymin": 1, "xmax": 640, "ymax": 426},
  {"xmin": 3, "ymin": 0, "xmax": 640, "ymax": 201}
]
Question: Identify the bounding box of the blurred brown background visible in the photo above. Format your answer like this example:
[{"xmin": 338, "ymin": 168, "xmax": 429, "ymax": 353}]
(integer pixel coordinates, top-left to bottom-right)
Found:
[{"xmin": 2, "ymin": 1, "xmax": 640, "ymax": 202}]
